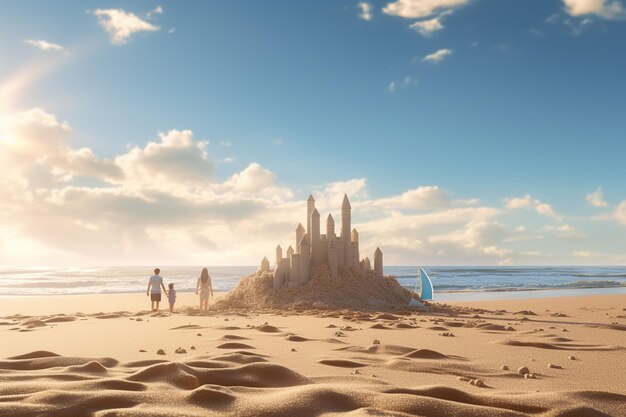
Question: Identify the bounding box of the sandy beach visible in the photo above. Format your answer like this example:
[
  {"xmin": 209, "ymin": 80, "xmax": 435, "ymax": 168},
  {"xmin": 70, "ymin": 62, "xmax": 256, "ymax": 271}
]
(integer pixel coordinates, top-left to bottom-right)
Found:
[{"xmin": 0, "ymin": 292, "xmax": 624, "ymax": 416}]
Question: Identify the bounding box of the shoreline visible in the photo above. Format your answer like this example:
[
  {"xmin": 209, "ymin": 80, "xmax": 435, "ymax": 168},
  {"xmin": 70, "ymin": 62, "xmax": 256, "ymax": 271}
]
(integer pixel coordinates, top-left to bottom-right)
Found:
[
  {"xmin": 0, "ymin": 290, "xmax": 625, "ymax": 316},
  {"xmin": 2, "ymin": 285, "xmax": 626, "ymax": 306}
]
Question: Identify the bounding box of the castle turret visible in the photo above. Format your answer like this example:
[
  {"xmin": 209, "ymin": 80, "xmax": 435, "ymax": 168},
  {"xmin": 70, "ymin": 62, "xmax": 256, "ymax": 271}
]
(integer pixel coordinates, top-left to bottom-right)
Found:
[
  {"xmin": 260, "ymin": 256, "xmax": 270, "ymax": 272},
  {"xmin": 363, "ymin": 256, "xmax": 371, "ymax": 274},
  {"xmin": 351, "ymin": 228, "xmax": 360, "ymax": 270},
  {"xmin": 374, "ymin": 247, "xmax": 383, "ymax": 278},
  {"xmin": 341, "ymin": 194, "xmax": 352, "ymax": 268},
  {"xmin": 275, "ymin": 244, "xmax": 283, "ymax": 268},
  {"xmin": 299, "ymin": 235, "xmax": 311, "ymax": 284},
  {"xmin": 326, "ymin": 214, "xmax": 336, "ymax": 240},
  {"xmin": 296, "ymin": 223, "xmax": 305, "ymax": 253},
  {"xmin": 307, "ymin": 195, "xmax": 315, "ymax": 240},
  {"xmin": 311, "ymin": 208, "xmax": 321, "ymax": 266},
  {"xmin": 311, "ymin": 209, "xmax": 320, "ymax": 243},
  {"xmin": 289, "ymin": 254, "xmax": 301, "ymax": 288},
  {"xmin": 327, "ymin": 239, "xmax": 338, "ymax": 278},
  {"xmin": 287, "ymin": 246, "xmax": 294, "ymax": 259}
]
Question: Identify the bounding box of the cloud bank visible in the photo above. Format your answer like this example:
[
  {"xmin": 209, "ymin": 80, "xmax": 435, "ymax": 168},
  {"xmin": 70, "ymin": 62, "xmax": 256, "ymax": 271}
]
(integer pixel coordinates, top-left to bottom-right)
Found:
[{"xmin": 1, "ymin": 108, "xmax": 624, "ymax": 266}]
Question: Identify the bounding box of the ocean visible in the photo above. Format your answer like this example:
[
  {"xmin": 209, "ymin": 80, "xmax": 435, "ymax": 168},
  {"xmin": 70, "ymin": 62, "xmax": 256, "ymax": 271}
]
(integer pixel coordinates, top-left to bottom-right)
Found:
[{"xmin": 1, "ymin": 266, "xmax": 626, "ymax": 301}]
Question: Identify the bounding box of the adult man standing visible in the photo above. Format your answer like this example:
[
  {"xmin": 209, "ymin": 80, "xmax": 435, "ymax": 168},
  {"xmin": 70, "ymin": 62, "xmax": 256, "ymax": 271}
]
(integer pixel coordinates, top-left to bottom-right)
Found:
[{"xmin": 147, "ymin": 268, "xmax": 168, "ymax": 311}]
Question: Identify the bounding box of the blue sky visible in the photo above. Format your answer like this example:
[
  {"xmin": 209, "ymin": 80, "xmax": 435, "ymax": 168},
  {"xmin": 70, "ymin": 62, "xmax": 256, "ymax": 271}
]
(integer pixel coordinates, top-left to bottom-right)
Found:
[{"xmin": 1, "ymin": 0, "xmax": 625, "ymax": 266}]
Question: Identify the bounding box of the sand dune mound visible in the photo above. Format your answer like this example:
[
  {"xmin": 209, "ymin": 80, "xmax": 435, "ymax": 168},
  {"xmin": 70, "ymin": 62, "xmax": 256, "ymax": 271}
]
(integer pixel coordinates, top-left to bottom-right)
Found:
[
  {"xmin": 404, "ymin": 349, "xmax": 453, "ymax": 360},
  {"xmin": 318, "ymin": 359, "xmax": 369, "ymax": 368},
  {"xmin": 216, "ymin": 342, "xmax": 256, "ymax": 350},
  {"xmin": 499, "ymin": 339, "xmax": 623, "ymax": 351},
  {"xmin": 337, "ymin": 344, "xmax": 418, "ymax": 356},
  {"xmin": 217, "ymin": 334, "xmax": 250, "ymax": 341},
  {"xmin": 213, "ymin": 266, "xmax": 413, "ymax": 311},
  {"xmin": 7, "ymin": 351, "xmax": 61, "ymax": 360}
]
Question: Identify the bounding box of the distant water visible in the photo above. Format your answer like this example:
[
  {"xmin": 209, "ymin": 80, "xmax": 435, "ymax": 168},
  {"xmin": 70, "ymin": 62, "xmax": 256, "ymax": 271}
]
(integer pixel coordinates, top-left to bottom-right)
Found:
[{"xmin": 1, "ymin": 266, "xmax": 625, "ymax": 300}]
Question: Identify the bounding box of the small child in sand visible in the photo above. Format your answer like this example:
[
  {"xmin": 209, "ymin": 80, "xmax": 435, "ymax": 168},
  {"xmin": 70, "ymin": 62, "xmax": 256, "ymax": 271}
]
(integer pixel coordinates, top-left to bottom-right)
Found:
[{"xmin": 167, "ymin": 283, "xmax": 176, "ymax": 313}]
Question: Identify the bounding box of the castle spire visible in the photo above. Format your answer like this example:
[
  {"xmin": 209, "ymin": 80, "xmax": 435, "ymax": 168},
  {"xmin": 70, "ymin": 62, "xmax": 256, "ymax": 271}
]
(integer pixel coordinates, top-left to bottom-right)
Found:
[
  {"xmin": 307, "ymin": 195, "xmax": 315, "ymax": 241},
  {"xmin": 374, "ymin": 247, "xmax": 383, "ymax": 278},
  {"xmin": 310, "ymin": 208, "xmax": 321, "ymax": 266},
  {"xmin": 326, "ymin": 213, "xmax": 335, "ymax": 239},
  {"xmin": 341, "ymin": 194, "xmax": 352, "ymax": 268},
  {"xmin": 342, "ymin": 193, "xmax": 351, "ymax": 209},
  {"xmin": 299, "ymin": 235, "xmax": 311, "ymax": 284},
  {"xmin": 260, "ymin": 256, "xmax": 270, "ymax": 272},
  {"xmin": 275, "ymin": 244, "xmax": 283, "ymax": 268},
  {"xmin": 296, "ymin": 223, "xmax": 305, "ymax": 253}
]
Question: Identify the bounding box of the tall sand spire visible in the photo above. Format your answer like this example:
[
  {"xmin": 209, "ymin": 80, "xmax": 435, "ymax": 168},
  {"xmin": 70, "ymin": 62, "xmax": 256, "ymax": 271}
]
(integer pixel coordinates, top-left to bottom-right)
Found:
[
  {"xmin": 341, "ymin": 194, "xmax": 352, "ymax": 268},
  {"xmin": 307, "ymin": 195, "xmax": 315, "ymax": 240}
]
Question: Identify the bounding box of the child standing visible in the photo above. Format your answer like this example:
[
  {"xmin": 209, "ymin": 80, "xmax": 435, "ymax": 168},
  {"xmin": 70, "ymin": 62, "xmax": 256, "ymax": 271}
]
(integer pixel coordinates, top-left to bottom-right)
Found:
[{"xmin": 167, "ymin": 283, "xmax": 177, "ymax": 313}]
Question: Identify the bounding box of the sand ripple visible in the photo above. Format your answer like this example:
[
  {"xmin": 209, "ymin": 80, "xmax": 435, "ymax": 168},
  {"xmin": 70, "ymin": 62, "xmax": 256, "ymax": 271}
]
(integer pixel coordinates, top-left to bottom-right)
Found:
[{"xmin": 0, "ymin": 351, "xmax": 624, "ymax": 416}]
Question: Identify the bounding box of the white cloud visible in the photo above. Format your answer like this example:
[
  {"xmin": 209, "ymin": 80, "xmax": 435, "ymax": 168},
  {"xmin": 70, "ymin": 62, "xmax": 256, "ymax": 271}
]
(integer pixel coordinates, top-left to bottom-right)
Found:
[
  {"xmin": 553, "ymin": 224, "xmax": 575, "ymax": 233},
  {"xmin": 224, "ymin": 163, "xmax": 276, "ymax": 192},
  {"xmin": 562, "ymin": 0, "xmax": 626, "ymax": 19},
  {"xmin": 422, "ymin": 48, "xmax": 453, "ymax": 63},
  {"xmin": 505, "ymin": 195, "xmax": 533, "ymax": 209},
  {"xmin": 410, "ymin": 16, "xmax": 445, "ymax": 36},
  {"xmin": 24, "ymin": 39, "xmax": 64, "ymax": 52},
  {"xmin": 374, "ymin": 186, "xmax": 451, "ymax": 209},
  {"xmin": 614, "ymin": 200, "xmax": 626, "ymax": 225},
  {"xmin": 0, "ymin": 108, "xmax": 122, "ymax": 188},
  {"xmin": 545, "ymin": 224, "xmax": 584, "ymax": 239},
  {"xmin": 383, "ymin": 0, "xmax": 468, "ymax": 18},
  {"xmin": 388, "ymin": 76, "xmax": 417, "ymax": 92},
  {"xmin": 92, "ymin": 8, "xmax": 160, "ymax": 45},
  {"xmin": 505, "ymin": 194, "xmax": 560, "ymax": 219},
  {"xmin": 429, "ymin": 220, "xmax": 511, "ymax": 258},
  {"xmin": 572, "ymin": 250, "xmax": 626, "ymax": 263},
  {"xmin": 114, "ymin": 129, "xmax": 213, "ymax": 192},
  {"xmin": 147, "ymin": 6, "xmax": 163, "ymax": 19},
  {"xmin": 586, "ymin": 186, "xmax": 608, "ymax": 207},
  {"xmin": 0, "ymin": 108, "xmax": 293, "ymax": 264},
  {"xmin": 357, "ymin": 2, "xmax": 374, "ymax": 21},
  {"xmin": 536, "ymin": 203, "xmax": 558, "ymax": 218}
]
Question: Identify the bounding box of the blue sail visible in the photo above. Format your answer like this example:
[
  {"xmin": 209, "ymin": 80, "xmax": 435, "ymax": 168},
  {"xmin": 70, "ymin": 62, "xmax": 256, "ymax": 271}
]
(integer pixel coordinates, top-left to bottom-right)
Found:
[{"xmin": 419, "ymin": 267, "xmax": 434, "ymax": 301}]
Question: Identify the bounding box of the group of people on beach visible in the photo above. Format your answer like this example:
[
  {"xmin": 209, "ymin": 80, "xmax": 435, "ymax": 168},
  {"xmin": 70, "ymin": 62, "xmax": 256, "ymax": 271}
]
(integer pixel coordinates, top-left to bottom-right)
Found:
[{"xmin": 146, "ymin": 268, "xmax": 214, "ymax": 312}]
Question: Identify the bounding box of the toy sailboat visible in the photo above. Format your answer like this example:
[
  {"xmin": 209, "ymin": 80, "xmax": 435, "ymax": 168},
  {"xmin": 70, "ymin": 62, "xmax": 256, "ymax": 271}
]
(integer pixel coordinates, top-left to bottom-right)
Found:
[
  {"xmin": 417, "ymin": 267, "xmax": 434, "ymax": 301},
  {"xmin": 409, "ymin": 267, "xmax": 433, "ymax": 307}
]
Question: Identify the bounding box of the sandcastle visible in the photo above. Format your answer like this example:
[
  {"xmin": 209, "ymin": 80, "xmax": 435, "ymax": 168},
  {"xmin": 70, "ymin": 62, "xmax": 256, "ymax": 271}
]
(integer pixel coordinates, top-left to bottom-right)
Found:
[{"xmin": 261, "ymin": 194, "xmax": 384, "ymax": 290}]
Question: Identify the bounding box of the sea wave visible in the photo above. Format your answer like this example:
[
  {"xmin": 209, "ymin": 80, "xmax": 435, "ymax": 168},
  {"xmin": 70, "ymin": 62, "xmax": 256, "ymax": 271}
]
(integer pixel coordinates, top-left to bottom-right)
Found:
[{"xmin": 1, "ymin": 266, "xmax": 626, "ymax": 296}]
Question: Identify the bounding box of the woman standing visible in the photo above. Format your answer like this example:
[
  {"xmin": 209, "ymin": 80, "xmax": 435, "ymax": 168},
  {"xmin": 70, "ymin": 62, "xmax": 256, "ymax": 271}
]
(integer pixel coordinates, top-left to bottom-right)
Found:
[{"xmin": 195, "ymin": 268, "xmax": 214, "ymax": 310}]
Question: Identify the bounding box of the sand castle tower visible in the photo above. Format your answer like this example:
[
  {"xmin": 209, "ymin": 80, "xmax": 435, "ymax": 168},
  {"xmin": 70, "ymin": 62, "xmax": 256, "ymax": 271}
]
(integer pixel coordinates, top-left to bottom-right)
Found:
[
  {"xmin": 260, "ymin": 257, "xmax": 270, "ymax": 272},
  {"xmin": 267, "ymin": 194, "xmax": 384, "ymax": 289},
  {"xmin": 296, "ymin": 223, "xmax": 305, "ymax": 253},
  {"xmin": 341, "ymin": 194, "xmax": 352, "ymax": 269},
  {"xmin": 327, "ymin": 214, "xmax": 335, "ymax": 240},
  {"xmin": 275, "ymin": 245, "xmax": 283, "ymax": 268},
  {"xmin": 374, "ymin": 247, "xmax": 383, "ymax": 278}
]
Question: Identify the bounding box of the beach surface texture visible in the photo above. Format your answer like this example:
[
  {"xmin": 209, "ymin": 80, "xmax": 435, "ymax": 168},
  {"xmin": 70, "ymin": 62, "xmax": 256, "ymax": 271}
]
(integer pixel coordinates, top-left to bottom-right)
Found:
[{"xmin": 0, "ymin": 287, "xmax": 624, "ymax": 416}]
